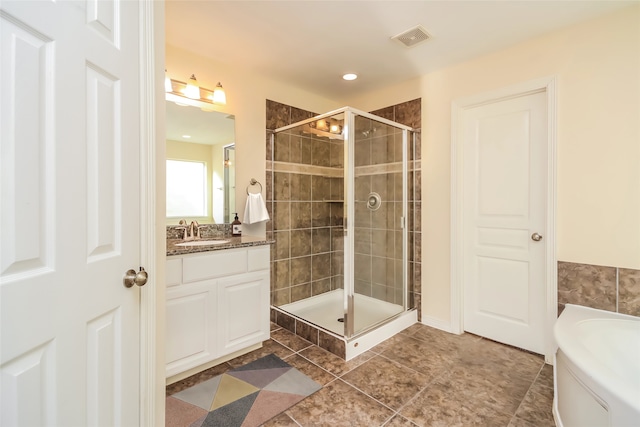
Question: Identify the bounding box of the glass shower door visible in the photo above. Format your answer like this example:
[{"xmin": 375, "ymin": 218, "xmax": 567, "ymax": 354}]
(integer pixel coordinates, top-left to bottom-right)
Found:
[{"xmin": 344, "ymin": 111, "xmax": 408, "ymax": 338}]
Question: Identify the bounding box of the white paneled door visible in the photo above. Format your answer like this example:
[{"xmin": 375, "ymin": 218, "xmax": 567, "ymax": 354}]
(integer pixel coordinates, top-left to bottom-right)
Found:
[
  {"xmin": 1, "ymin": 1, "xmax": 142, "ymax": 426},
  {"xmin": 462, "ymin": 91, "xmax": 547, "ymax": 354}
]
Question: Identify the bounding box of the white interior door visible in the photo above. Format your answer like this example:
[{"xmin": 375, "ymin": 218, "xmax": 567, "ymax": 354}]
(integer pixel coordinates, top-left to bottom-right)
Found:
[
  {"xmin": 461, "ymin": 91, "xmax": 547, "ymax": 354},
  {"xmin": 1, "ymin": 1, "xmax": 142, "ymax": 425}
]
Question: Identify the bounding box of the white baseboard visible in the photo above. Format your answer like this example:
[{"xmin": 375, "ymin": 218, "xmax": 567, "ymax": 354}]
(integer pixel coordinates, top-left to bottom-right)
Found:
[{"xmin": 420, "ymin": 315, "xmax": 455, "ymax": 334}]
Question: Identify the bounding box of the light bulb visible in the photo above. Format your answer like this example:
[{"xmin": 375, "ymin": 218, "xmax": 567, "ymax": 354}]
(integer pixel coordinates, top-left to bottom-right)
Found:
[
  {"xmin": 184, "ymin": 74, "xmax": 200, "ymax": 99},
  {"xmin": 212, "ymin": 82, "xmax": 226, "ymax": 105}
]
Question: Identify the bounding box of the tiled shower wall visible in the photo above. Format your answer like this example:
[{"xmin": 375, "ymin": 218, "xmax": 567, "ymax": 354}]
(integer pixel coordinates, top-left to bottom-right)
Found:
[
  {"xmin": 558, "ymin": 261, "xmax": 640, "ymax": 317},
  {"xmin": 265, "ymin": 99, "xmax": 422, "ymax": 319},
  {"xmin": 352, "ymin": 117, "xmax": 410, "ymax": 307},
  {"xmin": 369, "ymin": 100, "xmax": 422, "ymax": 317},
  {"xmin": 270, "ymin": 132, "xmax": 345, "ymax": 306}
]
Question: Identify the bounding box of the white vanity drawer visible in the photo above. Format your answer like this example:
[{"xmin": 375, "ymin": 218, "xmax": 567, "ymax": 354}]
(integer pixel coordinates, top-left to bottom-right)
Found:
[
  {"xmin": 182, "ymin": 248, "xmax": 247, "ymax": 283},
  {"xmin": 247, "ymin": 246, "xmax": 270, "ymax": 272},
  {"xmin": 166, "ymin": 258, "xmax": 183, "ymax": 287}
]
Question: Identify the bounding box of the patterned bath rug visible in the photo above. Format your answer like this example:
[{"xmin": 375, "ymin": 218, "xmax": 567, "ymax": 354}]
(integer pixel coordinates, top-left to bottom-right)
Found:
[{"xmin": 167, "ymin": 353, "xmax": 322, "ymax": 427}]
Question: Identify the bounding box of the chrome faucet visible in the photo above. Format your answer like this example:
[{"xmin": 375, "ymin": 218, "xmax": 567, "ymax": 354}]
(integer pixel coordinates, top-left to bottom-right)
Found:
[
  {"xmin": 177, "ymin": 219, "xmax": 189, "ymax": 240},
  {"xmin": 188, "ymin": 220, "xmax": 201, "ymax": 240},
  {"xmin": 176, "ymin": 219, "xmax": 203, "ymax": 241}
]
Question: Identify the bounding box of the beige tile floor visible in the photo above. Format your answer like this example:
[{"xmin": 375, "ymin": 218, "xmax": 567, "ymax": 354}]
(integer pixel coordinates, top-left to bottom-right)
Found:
[{"xmin": 167, "ymin": 322, "xmax": 556, "ymax": 427}]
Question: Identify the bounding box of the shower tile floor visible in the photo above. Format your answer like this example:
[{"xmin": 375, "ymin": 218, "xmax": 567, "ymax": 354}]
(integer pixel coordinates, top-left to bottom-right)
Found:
[{"xmin": 166, "ymin": 322, "xmax": 555, "ymax": 427}]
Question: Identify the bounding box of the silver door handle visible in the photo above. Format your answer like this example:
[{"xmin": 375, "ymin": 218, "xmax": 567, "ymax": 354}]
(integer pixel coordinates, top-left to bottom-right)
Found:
[
  {"xmin": 123, "ymin": 267, "xmax": 148, "ymax": 288},
  {"xmin": 531, "ymin": 233, "xmax": 543, "ymax": 242}
]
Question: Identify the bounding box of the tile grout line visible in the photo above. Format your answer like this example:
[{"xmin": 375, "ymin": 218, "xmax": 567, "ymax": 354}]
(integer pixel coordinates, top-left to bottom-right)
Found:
[
  {"xmin": 282, "ymin": 412, "xmax": 303, "ymax": 427},
  {"xmin": 290, "ymin": 345, "xmax": 339, "ymax": 380},
  {"xmin": 173, "ymin": 323, "xmax": 553, "ymax": 426},
  {"xmin": 616, "ymin": 267, "xmax": 619, "ymax": 313},
  {"xmin": 366, "ymin": 335, "xmax": 458, "ymax": 425},
  {"xmin": 264, "ymin": 335, "xmax": 333, "ymax": 426},
  {"xmin": 376, "ymin": 351, "xmax": 435, "ymax": 380},
  {"xmin": 331, "ymin": 376, "xmax": 399, "ymax": 423},
  {"xmin": 507, "ymin": 361, "xmax": 547, "ymax": 426},
  {"xmin": 287, "ymin": 338, "xmax": 408, "ymax": 426},
  {"xmin": 390, "ymin": 370, "xmax": 448, "ymax": 426}
]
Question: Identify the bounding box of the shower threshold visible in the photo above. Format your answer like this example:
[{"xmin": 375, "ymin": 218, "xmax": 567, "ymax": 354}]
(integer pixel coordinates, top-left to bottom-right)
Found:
[
  {"xmin": 280, "ymin": 289, "xmax": 402, "ymax": 335},
  {"xmin": 275, "ymin": 289, "xmax": 417, "ymax": 360}
]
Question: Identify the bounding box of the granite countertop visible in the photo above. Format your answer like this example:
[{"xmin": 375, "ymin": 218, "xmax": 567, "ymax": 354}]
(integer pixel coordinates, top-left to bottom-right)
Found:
[{"xmin": 166, "ymin": 235, "xmax": 274, "ymax": 257}]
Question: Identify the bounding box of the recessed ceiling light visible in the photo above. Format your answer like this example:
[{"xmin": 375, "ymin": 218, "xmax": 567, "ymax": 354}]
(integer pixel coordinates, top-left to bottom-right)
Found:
[
  {"xmin": 182, "ymin": 135, "xmax": 191, "ymax": 139},
  {"xmin": 343, "ymin": 73, "xmax": 357, "ymax": 81}
]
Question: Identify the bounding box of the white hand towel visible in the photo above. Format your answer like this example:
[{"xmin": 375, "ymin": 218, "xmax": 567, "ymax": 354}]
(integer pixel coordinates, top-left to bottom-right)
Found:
[{"xmin": 243, "ymin": 192, "xmax": 270, "ymax": 224}]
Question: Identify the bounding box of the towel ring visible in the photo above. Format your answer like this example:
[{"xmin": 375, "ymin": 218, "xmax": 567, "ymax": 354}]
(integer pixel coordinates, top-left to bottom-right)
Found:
[{"xmin": 246, "ymin": 178, "xmax": 263, "ymax": 195}]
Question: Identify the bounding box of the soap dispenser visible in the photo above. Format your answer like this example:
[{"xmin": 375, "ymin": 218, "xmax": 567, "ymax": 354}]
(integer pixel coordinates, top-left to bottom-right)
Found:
[{"xmin": 232, "ymin": 213, "xmax": 242, "ymax": 236}]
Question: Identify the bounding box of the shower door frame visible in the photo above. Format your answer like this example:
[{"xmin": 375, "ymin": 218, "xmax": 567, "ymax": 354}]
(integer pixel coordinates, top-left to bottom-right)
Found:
[
  {"xmin": 273, "ymin": 106, "xmax": 415, "ymax": 340},
  {"xmin": 343, "ymin": 108, "xmax": 412, "ymax": 339}
]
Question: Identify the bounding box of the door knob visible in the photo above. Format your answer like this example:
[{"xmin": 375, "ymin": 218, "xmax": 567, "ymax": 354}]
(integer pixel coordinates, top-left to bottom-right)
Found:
[
  {"xmin": 123, "ymin": 267, "xmax": 148, "ymax": 288},
  {"xmin": 531, "ymin": 233, "xmax": 543, "ymax": 242}
]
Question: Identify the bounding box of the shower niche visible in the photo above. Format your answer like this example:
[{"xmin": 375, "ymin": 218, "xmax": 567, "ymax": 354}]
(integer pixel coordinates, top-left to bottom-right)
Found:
[{"xmin": 268, "ymin": 105, "xmax": 420, "ymax": 360}]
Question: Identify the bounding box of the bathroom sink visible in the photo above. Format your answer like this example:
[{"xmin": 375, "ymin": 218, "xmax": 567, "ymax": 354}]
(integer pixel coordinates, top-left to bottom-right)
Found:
[{"xmin": 175, "ymin": 239, "xmax": 230, "ymax": 247}]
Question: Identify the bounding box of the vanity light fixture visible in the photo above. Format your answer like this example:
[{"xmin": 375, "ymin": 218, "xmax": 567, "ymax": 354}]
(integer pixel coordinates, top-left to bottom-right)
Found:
[
  {"xmin": 308, "ymin": 118, "xmax": 343, "ymax": 137},
  {"xmin": 211, "ymin": 82, "xmax": 226, "ymax": 105},
  {"xmin": 165, "ymin": 74, "xmax": 228, "ymax": 106},
  {"xmin": 184, "ymin": 74, "xmax": 201, "ymax": 99},
  {"xmin": 311, "ymin": 119, "xmax": 330, "ymax": 132}
]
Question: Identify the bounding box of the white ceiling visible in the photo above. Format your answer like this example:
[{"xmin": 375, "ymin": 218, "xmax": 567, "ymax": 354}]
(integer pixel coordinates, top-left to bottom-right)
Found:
[{"xmin": 165, "ymin": 0, "xmax": 635, "ymax": 100}]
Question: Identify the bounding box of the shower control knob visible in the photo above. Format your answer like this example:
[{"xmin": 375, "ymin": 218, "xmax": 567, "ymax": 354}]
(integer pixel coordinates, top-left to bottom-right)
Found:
[
  {"xmin": 367, "ymin": 192, "xmax": 382, "ymax": 211},
  {"xmin": 531, "ymin": 233, "xmax": 543, "ymax": 242}
]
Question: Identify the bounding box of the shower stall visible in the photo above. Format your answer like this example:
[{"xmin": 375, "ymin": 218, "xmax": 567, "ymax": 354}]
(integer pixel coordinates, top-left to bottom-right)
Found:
[{"xmin": 270, "ymin": 106, "xmax": 418, "ymax": 359}]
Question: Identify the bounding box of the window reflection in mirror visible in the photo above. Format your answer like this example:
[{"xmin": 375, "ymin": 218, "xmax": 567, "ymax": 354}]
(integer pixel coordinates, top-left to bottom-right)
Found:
[
  {"xmin": 165, "ymin": 97, "xmax": 235, "ymax": 224},
  {"xmin": 166, "ymin": 159, "xmax": 207, "ymax": 217},
  {"xmin": 223, "ymin": 145, "xmax": 235, "ymax": 223}
]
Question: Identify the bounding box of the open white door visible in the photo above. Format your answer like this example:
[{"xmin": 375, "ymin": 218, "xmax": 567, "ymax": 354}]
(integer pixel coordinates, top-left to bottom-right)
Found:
[
  {"xmin": 461, "ymin": 91, "xmax": 547, "ymax": 354},
  {"xmin": 1, "ymin": 1, "xmax": 144, "ymax": 425}
]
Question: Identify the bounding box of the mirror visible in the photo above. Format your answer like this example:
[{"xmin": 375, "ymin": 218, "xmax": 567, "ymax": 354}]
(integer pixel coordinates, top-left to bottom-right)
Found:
[{"xmin": 165, "ymin": 97, "xmax": 236, "ymax": 224}]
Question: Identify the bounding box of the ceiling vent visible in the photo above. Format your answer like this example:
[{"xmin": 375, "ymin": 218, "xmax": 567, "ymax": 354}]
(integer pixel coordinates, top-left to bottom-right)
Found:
[{"xmin": 391, "ymin": 25, "xmax": 431, "ymax": 48}]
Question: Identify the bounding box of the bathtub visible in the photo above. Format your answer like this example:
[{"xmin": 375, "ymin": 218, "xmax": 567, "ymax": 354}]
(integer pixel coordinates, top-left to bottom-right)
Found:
[{"xmin": 553, "ymin": 304, "xmax": 640, "ymax": 427}]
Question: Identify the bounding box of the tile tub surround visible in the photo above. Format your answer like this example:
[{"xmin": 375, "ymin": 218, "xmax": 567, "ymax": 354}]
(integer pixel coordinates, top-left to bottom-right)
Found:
[
  {"xmin": 558, "ymin": 261, "xmax": 640, "ymax": 316},
  {"xmin": 167, "ymin": 322, "xmax": 555, "ymax": 427},
  {"xmin": 265, "ymin": 99, "xmax": 422, "ymax": 322}
]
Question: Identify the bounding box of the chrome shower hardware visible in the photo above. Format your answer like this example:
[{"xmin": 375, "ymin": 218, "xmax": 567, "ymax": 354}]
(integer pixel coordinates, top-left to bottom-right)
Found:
[{"xmin": 367, "ymin": 192, "xmax": 382, "ymax": 211}]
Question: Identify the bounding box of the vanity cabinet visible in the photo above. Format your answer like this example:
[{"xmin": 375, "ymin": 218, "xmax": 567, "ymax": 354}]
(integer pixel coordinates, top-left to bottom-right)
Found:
[{"xmin": 165, "ymin": 245, "xmax": 270, "ymax": 378}]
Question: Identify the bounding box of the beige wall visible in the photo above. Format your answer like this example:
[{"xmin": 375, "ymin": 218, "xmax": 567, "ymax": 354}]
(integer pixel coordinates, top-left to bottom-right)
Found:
[
  {"xmin": 165, "ymin": 45, "xmax": 342, "ymax": 235},
  {"xmin": 166, "ymin": 5, "xmax": 640, "ymax": 325},
  {"xmin": 350, "ymin": 5, "xmax": 640, "ymax": 323}
]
